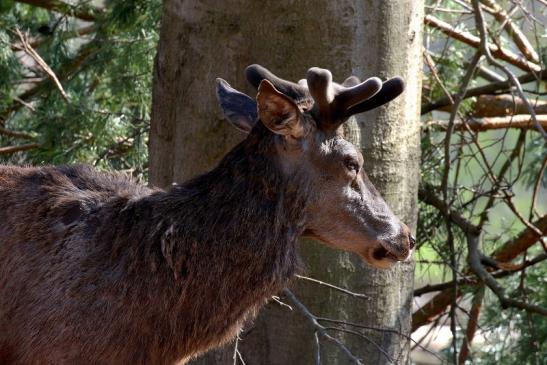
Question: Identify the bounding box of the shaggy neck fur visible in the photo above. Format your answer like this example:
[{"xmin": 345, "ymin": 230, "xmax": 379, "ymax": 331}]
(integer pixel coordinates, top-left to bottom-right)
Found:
[{"xmin": 86, "ymin": 124, "xmax": 310, "ymax": 363}]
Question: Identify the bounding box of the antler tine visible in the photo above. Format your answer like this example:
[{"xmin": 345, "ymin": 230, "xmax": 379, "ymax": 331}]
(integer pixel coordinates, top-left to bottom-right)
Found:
[
  {"xmin": 342, "ymin": 76, "xmax": 360, "ymax": 87},
  {"xmin": 346, "ymin": 77, "xmax": 405, "ymax": 116},
  {"xmin": 306, "ymin": 67, "xmax": 383, "ymax": 124},
  {"xmin": 245, "ymin": 65, "xmax": 405, "ymax": 127},
  {"xmin": 306, "ymin": 67, "xmax": 334, "ymax": 121},
  {"xmin": 245, "ymin": 64, "xmax": 307, "ymax": 100},
  {"xmin": 333, "ymin": 77, "xmax": 382, "ymax": 116}
]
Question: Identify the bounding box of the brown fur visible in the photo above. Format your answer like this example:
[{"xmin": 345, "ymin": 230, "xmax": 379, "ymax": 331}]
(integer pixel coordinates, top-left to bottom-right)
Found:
[
  {"xmin": 0, "ymin": 66, "xmax": 412, "ymax": 365},
  {"xmin": 0, "ymin": 124, "xmax": 307, "ymax": 364}
]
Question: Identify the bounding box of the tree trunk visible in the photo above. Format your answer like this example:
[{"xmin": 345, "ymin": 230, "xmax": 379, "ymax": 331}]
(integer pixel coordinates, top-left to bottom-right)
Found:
[{"xmin": 149, "ymin": 1, "xmax": 423, "ymax": 364}]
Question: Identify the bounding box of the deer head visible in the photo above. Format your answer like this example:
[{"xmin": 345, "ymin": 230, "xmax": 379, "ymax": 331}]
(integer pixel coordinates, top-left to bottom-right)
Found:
[{"xmin": 216, "ymin": 65, "xmax": 414, "ymax": 269}]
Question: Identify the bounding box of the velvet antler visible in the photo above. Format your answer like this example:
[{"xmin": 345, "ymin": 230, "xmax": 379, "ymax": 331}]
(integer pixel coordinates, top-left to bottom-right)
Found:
[
  {"xmin": 245, "ymin": 64, "xmax": 405, "ymax": 129},
  {"xmin": 306, "ymin": 67, "xmax": 382, "ymax": 124},
  {"xmin": 245, "ymin": 64, "xmax": 308, "ymax": 102}
]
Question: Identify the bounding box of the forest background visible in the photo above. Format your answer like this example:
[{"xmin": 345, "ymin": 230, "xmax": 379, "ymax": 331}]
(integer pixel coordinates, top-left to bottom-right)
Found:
[{"xmin": 1, "ymin": 0, "xmax": 545, "ymax": 364}]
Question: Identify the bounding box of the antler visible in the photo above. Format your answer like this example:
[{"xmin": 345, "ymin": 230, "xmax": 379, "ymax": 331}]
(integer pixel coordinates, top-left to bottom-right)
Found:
[
  {"xmin": 305, "ymin": 67, "xmax": 405, "ymax": 127},
  {"xmin": 245, "ymin": 64, "xmax": 405, "ymax": 129},
  {"xmin": 245, "ymin": 64, "xmax": 308, "ymax": 102}
]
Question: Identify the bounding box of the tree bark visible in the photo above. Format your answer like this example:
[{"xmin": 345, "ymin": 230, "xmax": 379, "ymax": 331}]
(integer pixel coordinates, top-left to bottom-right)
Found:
[
  {"xmin": 149, "ymin": 1, "xmax": 423, "ymax": 364},
  {"xmin": 473, "ymin": 94, "xmax": 547, "ymax": 117}
]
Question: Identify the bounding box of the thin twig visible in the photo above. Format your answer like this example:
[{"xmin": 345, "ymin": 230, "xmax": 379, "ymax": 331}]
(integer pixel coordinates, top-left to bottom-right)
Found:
[
  {"xmin": 323, "ymin": 326, "xmax": 393, "ymax": 363},
  {"xmin": 413, "ymin": 215, "xmax": 547, "ymax": 330},
  {"xmin": 471, "ymin": 0, "xmax": 546, "ymax": 138},
  {"xmin": 13, "ymin": 96, "xmax": 36, "ymax": 112},
  {"xmin": 232, "ymin": 336, "xmax": 246, "ymax": 365},
  {"xmin": 466, "ymin": 232, "xmax": 547, "ymax": 316},
  {"xmin": 282, "ymin": 289, "xmax": 365, "ymax": 365},
  {"xmin": 479, "ymin": 0, "xmax": 539, "ymax": 63},
  {"xmin": 13, "ymin": 28, "xmax": 70, "ymax": 102},
  {"xmin": 314, "ymin": 331, "xmax": 321, "ymax": 365},
  {"xmin": 423, "ymin": 48, "xmax": 454, "ymax": 106},
  {"xmin": 530, "ymin": 156, "xmax": 547, "ymax": 220},
  {"xmin": 11, "ymin": 24, "xmax": 96, "ymax": 51},
  {"xmin": 422, "ymin": 70, "xmax": 546, "ymax": 114},
  {"xmin": 418, "ymin": 184, "xmax": 480, "ymax": 235},
  {"xmin": 316, "ymin": 317, "xmax": 446, "ymax": 363},
  {"xmin": 271, "ymin": 295, "xmax": 293, "ymax": 311},
  {"xmin": 295, "ymin": 275, "xmax": 369, "ymax": 299},
  {"xmin": 425, "ymin": 14, "xmax": 540, "ymax": 72}
]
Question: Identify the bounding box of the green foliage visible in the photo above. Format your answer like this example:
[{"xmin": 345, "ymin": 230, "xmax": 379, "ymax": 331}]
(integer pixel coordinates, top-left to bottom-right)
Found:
[
  {"xmin": 0, "ymin": 0, "xmax": 161, "ymax": 180},
  {"xmin": 474, "ymin": 261, "xmax": 547, "ymax": 365}
]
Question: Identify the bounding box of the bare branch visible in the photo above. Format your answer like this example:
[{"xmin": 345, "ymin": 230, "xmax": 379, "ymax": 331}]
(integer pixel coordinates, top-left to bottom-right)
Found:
[
  {"xmin": 271, "ymin": 295, "xmax": 293, "ymax": 311},
  {"xmin": 530, "ymin": 157, "xmax": 547, "ymax": 220},
  {"xmin": 479, "ymin": 0, "xmax": 539, "ymax": 63},
  {"xmin": 11, "ymin": 24, "xmax": 96, "ymax": 51},
  {"xmin": 426, "ymin": 114, "xmax": 547, "ymax": 132},
  {"xmin": 232, "ymin": 336, "xmax": 246, "ymax": 365},
  {"xmin": 413, "ymin": 217, "xmax": 547, "ymax": 329},
  {"xmin": 471, "ymin": 0, "xmax": 546, "ymax": 137},
  {"xmin": 423, "ymin": 49, "xmax": 454, "ymax": 106},
  {"xmin": 414, "ymin": 252, "xmax": 547, "ymax": 296},
  {"xmin": 418, "ymin": 184, "xmax": 480, "ymax": 235},
  {"xmin": 0, "ymin": 143, "xmax": 40, "ymax": 154},
  {"xmin": 458, "ymin": 285, "xmax": 484, "ymax": 365},
  {"xmin": 14, "ymin": 28, "xmax": 70, "ymax": 102},
  {"xmin": 13, "ymin": 96, "xmax": 36, "ymax": 112},
  {"xmin": 466, "ymin": 232, "xmax": 547, "ymax": 316},
  {"xmin": 322, "ymin": 326, "xmax": 393, "ymax": 363},
  {"xmin": 316, "ymin": 316, "xmax": 447, "ymax": 363},
  {"xmin": 473, "ymin": 94, "xmax": 547, "ymax": 117},
  {"xmin": 412, "ymin": 288, "xmax": 461, "ymax": 332},
  {"xmin": 282, "ymin": 289, "xmax": 364, "ymax": 365},
  {"xmin": 493, "ymin": 215, "xmax": 547, "ymax": 263},
  {"xmin": 1, "ymin": 44, "xmax": 95, "ymax": 121},
  {"xmin": 425, "ymin": 14, "xmax": 541, "ymax": 73},
  {"xmin": 0, "ymin": 126, "xmax": 35, "ymax": 140},
  {"xmin": 314, "ymin": 331, "xmax": 321, "ymax": 365},
  {"xmin": 427, "ymin": 50, "xmax": 504, "ymax": 83},
  {"xmin": 422, "ymin": 70, "xmax": 546, "ymax": 114}
]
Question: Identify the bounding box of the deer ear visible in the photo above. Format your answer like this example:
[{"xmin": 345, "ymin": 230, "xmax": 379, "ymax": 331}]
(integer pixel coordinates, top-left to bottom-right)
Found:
[
  {"xmin": 257, "ymin": 80, "xmax": 304, "ymax": 138},
  {"xmin": 216, "ymin": 78, "xmax": 257, "ymax": 133}
]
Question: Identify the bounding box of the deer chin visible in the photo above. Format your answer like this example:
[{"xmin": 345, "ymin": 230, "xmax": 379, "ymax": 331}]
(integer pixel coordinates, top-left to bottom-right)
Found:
[{"xmin": 302, "ymin": 230, "xmax": 406, "ymax": 269}]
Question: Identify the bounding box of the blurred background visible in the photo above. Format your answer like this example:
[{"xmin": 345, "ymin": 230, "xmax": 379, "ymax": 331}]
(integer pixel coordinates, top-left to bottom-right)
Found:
[{"xmin": 0, "ymin": 0, "xmax": 545, "ymax": 364}]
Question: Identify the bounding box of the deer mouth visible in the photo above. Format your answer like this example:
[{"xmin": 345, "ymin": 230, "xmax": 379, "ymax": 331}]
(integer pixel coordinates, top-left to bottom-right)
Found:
[
  {"xmin": 372, "ymin": 246, "xmax": 401, "ymax": 261},
  {"xmin": 363, "ymin": 241, "xmax": 411, "ymax": 269}
]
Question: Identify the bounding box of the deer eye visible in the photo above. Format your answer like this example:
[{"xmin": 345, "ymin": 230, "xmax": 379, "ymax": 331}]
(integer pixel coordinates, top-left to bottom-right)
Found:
[{"xmin": 344, "ymin": 157, "xmax": 360, "ymax": 173}]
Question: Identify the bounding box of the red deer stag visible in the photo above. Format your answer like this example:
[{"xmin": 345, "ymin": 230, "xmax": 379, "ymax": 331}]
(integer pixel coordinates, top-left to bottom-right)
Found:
[{"xmin": 0, "ymin": 65, "xmax": 414, "ymax": 365}]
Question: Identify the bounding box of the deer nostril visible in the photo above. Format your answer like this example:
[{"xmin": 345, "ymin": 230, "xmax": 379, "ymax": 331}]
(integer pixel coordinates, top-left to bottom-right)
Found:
[{"xmin": 409, "ymin": 234, "xmax": 416, "ymax": 250}]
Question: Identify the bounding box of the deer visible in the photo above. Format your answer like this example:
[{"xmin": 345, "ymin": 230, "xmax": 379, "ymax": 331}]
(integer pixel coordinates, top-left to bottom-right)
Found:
[{"xmin": 0, "ymin": 64, "xmax": 414, "ymax": 365}]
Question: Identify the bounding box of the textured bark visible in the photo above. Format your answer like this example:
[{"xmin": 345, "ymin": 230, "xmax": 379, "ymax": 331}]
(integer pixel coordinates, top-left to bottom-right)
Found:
[
  {"xmin": 150, "ymin": 1, "xmax": 423, "ymax": 364},
  {"xmin": 473, "ymin": 94, "xmax": 547, "ymax": 117}
]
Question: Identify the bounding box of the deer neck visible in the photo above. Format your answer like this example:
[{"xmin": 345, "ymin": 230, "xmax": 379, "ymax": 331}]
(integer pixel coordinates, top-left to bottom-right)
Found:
[{"xmin": 159, "ymin": 138, "xmax": 310, "ymax": 285}]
